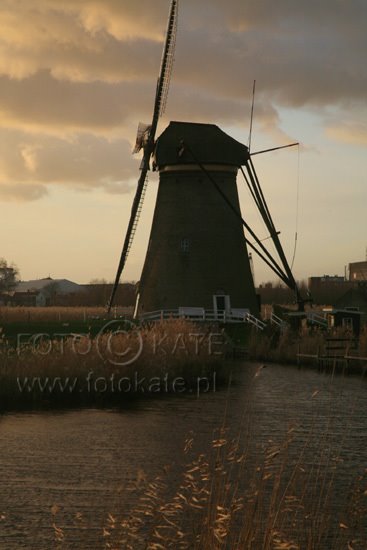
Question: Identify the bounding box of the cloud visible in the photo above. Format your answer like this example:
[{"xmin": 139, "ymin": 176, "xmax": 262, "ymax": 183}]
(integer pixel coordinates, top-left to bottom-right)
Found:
[
  {"xmin": 0, "ymin": 0, "xmax": 366, "ymax": 201},
  {"xmin": 172, "ymin": 8, "xmax": 367, "ymax": 108},
  {"xmin": 326, "ymin": 119, "xmax": 367, "ymax": 146},
  {"xmin": 0, "ymin": 129, "xmax": 139, "ymax": 200},
  {"xmin": 0, "ymin": 71, "xmax": 155, "ymax": 133},
  {"xmin": 0, "ymin": 183, "xmax": 48, "ymax": 202},
  {"xmin": 1, "ymin": 1, "xmax": 365, "ymax": 102},
  {"xmin": 0, "ymin": 0, "xmax": 166, "ymax": 81}
]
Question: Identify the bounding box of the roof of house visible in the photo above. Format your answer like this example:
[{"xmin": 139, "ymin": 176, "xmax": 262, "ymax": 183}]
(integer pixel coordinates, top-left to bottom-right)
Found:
[
  {"xmin": 324, "ymin": 308, "xmax": 365, "ymax": 316},
  {"xmin": 15, "ymin": 278, "xmax": 82, "ymax": 294},
  {"xmin": 334, "ymin": 286, "xmax": 367, "ymax": 310},
  {"xmin": 154, "ymin": 121, "xmax": 250, "ymax": 168}
]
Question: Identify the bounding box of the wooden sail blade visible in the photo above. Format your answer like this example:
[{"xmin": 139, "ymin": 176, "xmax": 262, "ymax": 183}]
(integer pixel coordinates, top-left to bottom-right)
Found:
[{"xmin": 107, "ymin": 1, "xmax": 179, "ymax": 312}]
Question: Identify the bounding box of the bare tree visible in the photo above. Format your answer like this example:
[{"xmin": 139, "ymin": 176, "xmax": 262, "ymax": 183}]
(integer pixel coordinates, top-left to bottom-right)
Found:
[{"xmin": 0, "ymin": 258, "xmax": 19, "ymax": 293}]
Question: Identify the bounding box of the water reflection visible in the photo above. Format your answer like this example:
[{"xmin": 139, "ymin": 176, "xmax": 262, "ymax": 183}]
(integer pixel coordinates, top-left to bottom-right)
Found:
[{"xmin": 0, "ymin": 363, "xmax": 366, "ymax": 549}]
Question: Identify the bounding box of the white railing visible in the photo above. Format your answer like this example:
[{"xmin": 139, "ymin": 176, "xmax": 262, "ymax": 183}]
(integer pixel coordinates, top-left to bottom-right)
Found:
[
  {"xmin": 244, "ymin": 312, "xmax": 266, "ymax": 330},
  {"xmin": 270, "ymin": 312, "xmax": 289, "ymax": 330},
  {"xmin": 307, "ymin": 312, "xmax": 328, "ymax": 328},
  {"xmin": 140, "ymin": 309, "xmax": 265, "ymax": 329}
]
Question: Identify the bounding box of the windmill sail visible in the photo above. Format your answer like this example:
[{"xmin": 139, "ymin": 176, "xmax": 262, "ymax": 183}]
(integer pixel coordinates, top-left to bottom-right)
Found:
[
  {"xmin": 132, "ymin": 123, "xmax": 151, "ymax": 155},
  {"xmin": 107, "ymin": 0, "xmax": 179, "ymax": 312}
]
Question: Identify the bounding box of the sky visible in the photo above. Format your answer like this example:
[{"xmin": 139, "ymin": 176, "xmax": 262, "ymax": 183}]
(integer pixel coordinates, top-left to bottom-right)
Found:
[{"xmin": 0, "ymin": 0, "xmax": 366, "ymax": 285}]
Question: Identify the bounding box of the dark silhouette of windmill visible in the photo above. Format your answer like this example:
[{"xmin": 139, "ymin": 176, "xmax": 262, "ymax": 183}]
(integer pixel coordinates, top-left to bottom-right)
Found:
[{"xmin": 108, "ymin": 0, "xmax": 304, "ymax": 321}]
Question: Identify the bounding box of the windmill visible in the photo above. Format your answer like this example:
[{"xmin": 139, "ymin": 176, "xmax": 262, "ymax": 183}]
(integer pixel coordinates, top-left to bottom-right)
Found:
[{"xmin": 108, "ymin": 0, "xmax": 305, "ymax": 320}]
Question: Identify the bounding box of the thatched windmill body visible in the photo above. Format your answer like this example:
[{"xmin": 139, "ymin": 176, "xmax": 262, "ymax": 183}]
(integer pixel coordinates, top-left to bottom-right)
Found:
[{"xmin": 136, "ymin": 121, "xmax": 260, "ymax": 318}]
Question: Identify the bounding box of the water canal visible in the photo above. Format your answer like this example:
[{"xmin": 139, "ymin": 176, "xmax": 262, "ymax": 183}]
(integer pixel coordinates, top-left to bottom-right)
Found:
[{"xmin": 0, "ymin": 363, "xmax": 366, "ymax": 549}]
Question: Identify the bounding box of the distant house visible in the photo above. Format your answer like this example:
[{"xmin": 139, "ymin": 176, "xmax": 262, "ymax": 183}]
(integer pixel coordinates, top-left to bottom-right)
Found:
[
  {"xmin": 10, "ymin": 290, "xmax": 46, "ymax": 307},
  {"xmin": 11, "ymin": 277, "xmax": 84, "ymax": 307},
  {"xmin": 335, "ymin": 282, "xmax": 367, "ymax": 313},
  {"xmin": 323, "ymin": 282, "xmax": 367, "ymax": 335},
  {"xmin": 324, "ymin": 308, "xmax": 364, "ymax": 335},
  {"xmin": 308, "ymin": 275, "xmax": 353, "ymax": 305},
  {"xmin": 349, "ymin": 261, "xmax": 367, "ymax": 282},
  {"xmin": 2, "ymin": 278, "xmax": 137, "ymax": 308}
]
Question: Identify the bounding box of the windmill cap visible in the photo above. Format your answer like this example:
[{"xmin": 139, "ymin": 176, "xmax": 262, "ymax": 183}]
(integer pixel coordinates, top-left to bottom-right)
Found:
[{"xmin": 154, "ymin": 121, "xmax": 250, "ymax": 169}]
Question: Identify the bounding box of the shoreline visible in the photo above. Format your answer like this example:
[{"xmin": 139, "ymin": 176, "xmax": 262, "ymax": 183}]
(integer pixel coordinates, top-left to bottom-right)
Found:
[{"xmin": 1, "ymin": 314, "xmax": 366, "ymax": 412}]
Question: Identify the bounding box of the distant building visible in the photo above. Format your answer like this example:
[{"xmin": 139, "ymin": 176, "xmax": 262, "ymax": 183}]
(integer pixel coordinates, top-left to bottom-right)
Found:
[
  {"xmin": 11, "ymin": 290, "xmax": 47, "ymax": 307},
  {"xmin": 308, "ymin": 275, "xmax": 346, "ymax": 287},
  {"xmin": 335, "ymin": 282, "xmax": 367, "ymax": 313},
  {"xmin": 1, "ymin": 278, "xmax": 137, "ymax": 308},
  {"xmin": 349, "ymin": 261, "xmax": 367, "ymax": 282},
  {"xmin": 324, "ymin": 308, "xmax": 364, "ymax": 335},
  {"xmin": 308, "ymin": 275, "xmax": 352, "ymax": 305},
  {"xmin": 16, "ymin": 278, "xmax": 82, "ymax": 294},
  {"xmin": 10, "ymin": 277, "xmax": 83, "ymax": 306},
  {"xmin": 324, "ymin": 282, "xmax": 367, "ymax": 334}
]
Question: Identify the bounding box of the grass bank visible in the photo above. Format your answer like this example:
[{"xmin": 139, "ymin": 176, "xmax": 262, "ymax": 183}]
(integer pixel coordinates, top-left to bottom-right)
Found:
[{"xmin": 2, "ymin": 305, "xmax": 366, "ymax": 410}]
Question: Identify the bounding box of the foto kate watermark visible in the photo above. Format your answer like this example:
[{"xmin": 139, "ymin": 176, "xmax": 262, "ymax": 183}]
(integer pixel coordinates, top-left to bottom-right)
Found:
[
  {"xmin": 15, "ymin": 320, "xmax": 226, "ymax": 366},
  {"xmin": 16, "ymin": 371, "xmax": 217, "ymax": 397}
]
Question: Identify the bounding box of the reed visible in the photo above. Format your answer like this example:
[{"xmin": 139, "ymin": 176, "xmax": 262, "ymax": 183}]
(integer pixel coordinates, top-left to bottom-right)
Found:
[
  {"xmin": 50, "ymin": 391, "xmax": 367, "ymax": 549},
  {"xmin": 248, "ymin": 325, "xmax": 367, "ymax": 367},
  {"xmin": 98, "ymin": 409, "xmax": 366, "ymax": 549},
  {"xmin": 0, "ymin": 306, "xmax": 108, "ymax": 322},
  {"xmin": 359, "ymin": 326, "xmax": 367, "ymax": 356},
  {"xmin": 0, "ymin": 319, "xmax": 226, "ymax": 410},
  {"xmin": 247, "ymin": 327, "xmax": 325, "ymax": 364}
]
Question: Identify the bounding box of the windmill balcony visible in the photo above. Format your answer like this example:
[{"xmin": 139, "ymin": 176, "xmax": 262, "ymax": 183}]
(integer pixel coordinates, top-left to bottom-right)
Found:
[{"xmin": 139, "ymin": 308, "xmax": 266, "ymax": 330}]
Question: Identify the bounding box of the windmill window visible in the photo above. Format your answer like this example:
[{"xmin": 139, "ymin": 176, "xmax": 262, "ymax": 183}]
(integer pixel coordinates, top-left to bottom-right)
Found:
[{"xmin": 181, "ymin": 238, "xmax": 190, "ymax": 253}]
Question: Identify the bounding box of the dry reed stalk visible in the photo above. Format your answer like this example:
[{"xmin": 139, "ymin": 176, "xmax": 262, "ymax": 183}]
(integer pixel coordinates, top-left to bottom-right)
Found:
[
  {"xmin": 96, "ymin": 425, "xmax": 366, "ymax": 550},
  {"xmin": 44, "ymin": 365, "xmax": 367, "ymax": 549},
  {"xmin": 0, "ymin": 306, "xmax": 110, "ymax": 322},
  {"xmin": 94, "ymin": 369, "xmax": 367, "ymax": 550},
  {"xmin": 0, "ymin": 319, "xmax": 225, "ymax": 409},
  {"xmin": 359, "ymin": 326, "xmax": 367, "ymax": 356}
]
